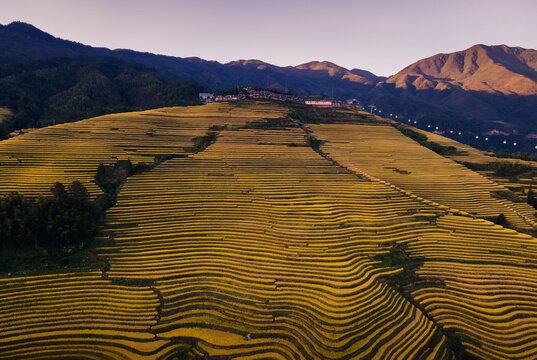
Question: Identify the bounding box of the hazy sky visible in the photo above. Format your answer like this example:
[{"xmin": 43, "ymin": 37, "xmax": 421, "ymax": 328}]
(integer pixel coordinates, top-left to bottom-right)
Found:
[{"xmin": 1, "ymin": 0, "xmax": 536, "ymax": 76}]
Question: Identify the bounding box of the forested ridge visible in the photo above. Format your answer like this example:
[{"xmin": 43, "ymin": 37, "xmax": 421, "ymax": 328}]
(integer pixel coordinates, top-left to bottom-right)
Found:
[{"xmin": 0, "ymin": 56, "xmax": 203, "ymax": 138}]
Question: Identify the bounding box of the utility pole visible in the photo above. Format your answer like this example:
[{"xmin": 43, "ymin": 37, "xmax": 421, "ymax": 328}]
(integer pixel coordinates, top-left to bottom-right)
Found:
[{"xmin": 368, "ymin": 105, "xmax": 375, "ymax": 113}]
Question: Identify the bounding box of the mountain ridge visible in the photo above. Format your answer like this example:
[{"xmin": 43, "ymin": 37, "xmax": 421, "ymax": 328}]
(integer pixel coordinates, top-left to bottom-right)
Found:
[
  {"xmin": 0, "ymin": 21, "xmax": 379, "ymax": 95},
  {"xmin": 385, "ymin": 44, "xmax": 537, "ymax": 95},
  {"xmin": 1, "ymin": 21, "xmax": 537, "ymax": 152}
]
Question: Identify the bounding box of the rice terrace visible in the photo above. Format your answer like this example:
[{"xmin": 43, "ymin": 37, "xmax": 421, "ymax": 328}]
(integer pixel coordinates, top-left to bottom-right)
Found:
[
  {"xmin": 0, "ymin": 98, "xmax": 536, "ymax": 359},
  {"xmin": 3, "ymin": 1, "xmax": 537, "ymax": 359}
]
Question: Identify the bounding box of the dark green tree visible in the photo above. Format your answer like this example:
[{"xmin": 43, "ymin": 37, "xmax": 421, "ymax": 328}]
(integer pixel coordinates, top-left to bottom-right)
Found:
[
  {"xmin": 494, "ymin": 213, "xmax": 509, "ymax": 227},
  {"xmin": 528, "ymin": 186, "xmax": 537, "ymax": 210},
  {"xmin": 50, "ymin": 182, "xmax": 67, "ymax": 199}
]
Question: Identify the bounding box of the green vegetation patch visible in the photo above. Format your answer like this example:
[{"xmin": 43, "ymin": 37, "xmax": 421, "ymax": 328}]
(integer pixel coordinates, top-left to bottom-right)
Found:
[
  {"xmin": 96, "ymin": 155, "xmax": 179, "ymax": 207},
  {"xmin": 528, "ymin": 187, "xmax": 537, "ymax": 210},
  {"xmin": 288, "ymin": 103, "xmax": 382, "ymax": 125},
  {"xmin": 395, "ymin": 124, "xmax": 465, "ymax": 156},
  {"xmin": 493, "ymin": 160, "xmax": 537, "ymax": 179},
  {"xmin": 192, "ymin": 132, "xmax": 218, "ymax": 152},
  {"xmin": 373, "ymin": 244, "xmax": 424, "ymax": 292},
  {"xmin": 494, "ymin": 149, "xmax": 537, "ymax": 162},
  {"xmin": 306, "ymin": 135, "xmax": 325, "ymax": 152},
  {"xmin": 245, "ymin": 116, "xmax": 297, "ymax": 129},
  {"xmin": 0, "ymin": 181, "xmax": 104, "ymax": 273},
  {"xmin": 491, "ymin": 190, "xmax": 524, "ymax": 203},
  {"xmin": 209, "ymin": 123, "xmax": 245, "ymax": 131},
  {"xmin": 462, "ymin": 160, "xmax": 537, "ymax": 182}
]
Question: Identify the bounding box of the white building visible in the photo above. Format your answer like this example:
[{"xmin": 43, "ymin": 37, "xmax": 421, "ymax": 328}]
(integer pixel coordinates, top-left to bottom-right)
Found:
[
  {"xmin": 304, "ymin": 100, "xmax": 334, "ymax": 107},
  {"xmin": 199, "ymin": 93, "xmax": 214, "ymax": 104}
]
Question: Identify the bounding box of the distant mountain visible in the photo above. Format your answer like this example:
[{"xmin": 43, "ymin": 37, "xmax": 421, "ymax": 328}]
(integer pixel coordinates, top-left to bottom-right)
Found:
[
  {"xmin": 1, "ymin": 21, "xmax": 537, "ymax": 152},
  {"xmin": 295, "ymin": 61, "xmax": 385, "ymax": 85},
  {"xmin": 368, "ymin": 45, "xmax": 537, "ymax": 152},
  {"xmin": 0, "ymin": 21, "xmax": 110, "ymax": 61},
  {"xmin": 0, "ymin": 22, "xmax": 379, "ymax": 99},
  {"xmin": 386, "ymin": 44, "xmax": 537, "ymax": 95}
]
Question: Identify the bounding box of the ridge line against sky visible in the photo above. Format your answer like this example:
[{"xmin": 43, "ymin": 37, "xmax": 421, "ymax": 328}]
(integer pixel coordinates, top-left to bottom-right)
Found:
[{"xmin": 1, "ymin": 0, "xmax": 537, "ymax": 76}]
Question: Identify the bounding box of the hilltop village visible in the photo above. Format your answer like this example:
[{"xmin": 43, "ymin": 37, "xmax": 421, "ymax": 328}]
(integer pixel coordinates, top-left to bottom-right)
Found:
[{"xmin": 199, "ymin": 88, "xmax": 363, "ymax": 109}]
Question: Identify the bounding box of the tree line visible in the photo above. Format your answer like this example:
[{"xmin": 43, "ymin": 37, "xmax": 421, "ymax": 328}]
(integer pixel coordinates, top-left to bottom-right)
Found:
[{"xmin": 0, "ymin": 181, "xmax": 101, "ymax": 256}]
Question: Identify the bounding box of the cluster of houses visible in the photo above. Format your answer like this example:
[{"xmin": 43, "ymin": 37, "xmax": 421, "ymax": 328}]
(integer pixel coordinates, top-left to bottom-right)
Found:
[{"xmin": 199, "ymin": 88, "xmax": 362, "ymax": 109}]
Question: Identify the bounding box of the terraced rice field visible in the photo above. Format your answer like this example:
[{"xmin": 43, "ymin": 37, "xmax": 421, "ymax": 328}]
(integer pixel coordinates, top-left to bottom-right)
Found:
[
  {"xmin": 3, "ymin": 102, "xmax": 537, "ymax": 359},
  {"xmin": 310, "ymin": 123, "xmax": 537, "ymax": 229},
  {"xmin": 406, "ymin": 215, "xmax": 537, "ymax": 360},
  {"xmin": 100, "ymin": 128, "xmax": 450, "ymax": 359},
  {"xmin": 0, "ymin": 272, "xmax": 185, "ymax": 359},
  {"xmin": 0, "ymin": 102, "xmax": 284, "ymax": 196}
]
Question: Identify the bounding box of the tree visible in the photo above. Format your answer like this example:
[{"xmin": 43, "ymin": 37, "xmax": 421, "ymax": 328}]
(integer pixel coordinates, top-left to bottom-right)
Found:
[
  {"xmin": 50, "ymin": 182, "xmax": 67, "ymax": 199},
  {"xmin": 69, "ymin": 180, "xmax": 89, "ymax": 202},
  {"xmin": 494, "ymin": 213, "xmax": 509, "ymax": 227},
  {"xmin": 95, "ymin": 163, "xmax": 106, "ymax": 185},
  {"xmin": 528, "ymin": 186, "xmax": 537, "ymax": 210}
]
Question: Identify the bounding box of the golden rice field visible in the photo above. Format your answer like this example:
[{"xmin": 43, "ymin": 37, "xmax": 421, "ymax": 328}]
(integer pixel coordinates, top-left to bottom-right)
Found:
[
  {"xmin": 0, "ymin": 102, "xmax": 284, "ymax": 196},
  {"xmin": 0, "ymin": 272, "xmax": 187, "ymax": 359},
  {"xmin": 412, "ymin": 129, "xmax": 537, "ymax": 199},
  {"xmin": 99, "ymin": 127, "xmax": 451, "ymax": 359},
  {"xmin": 3, "ymin": 102, "xmax": 537, "ymax": 359},
  {"xmin": 309, "ymin": 123, "xmax": 537, "ymax": 229}
]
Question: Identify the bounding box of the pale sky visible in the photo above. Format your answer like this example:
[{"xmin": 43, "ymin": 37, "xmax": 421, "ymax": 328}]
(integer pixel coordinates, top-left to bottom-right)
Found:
[{"xmin": 1, "ymin": 0, "xmax": 536, "ymax": 76}]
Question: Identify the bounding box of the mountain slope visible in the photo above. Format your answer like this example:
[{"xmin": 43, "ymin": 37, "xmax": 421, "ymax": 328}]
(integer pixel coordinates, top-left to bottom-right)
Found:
[
  {"xmin": 0, "ymin": 56, "xmax": 202, "ymax": 137},
  {"xmin": 368, "ymin": 45, "xmax": 537, "ymax": 152},
  {"xmin": 0, "ymin": 21, "xmax": 110, "ymax": 61},
  {"xmin": 386, "ymin": 44, "xmax": 537, "ymax": 95},
  {"xmin": 0, "ymin": 22, "xmax": 379, "ymax": 98},
  {"xmin": 296, "ymin": 61, "xmax": 385, "ymax": 85},
  {"xmin": 1, "ymin": 21, "xmax": 537, "ymax": 152}
]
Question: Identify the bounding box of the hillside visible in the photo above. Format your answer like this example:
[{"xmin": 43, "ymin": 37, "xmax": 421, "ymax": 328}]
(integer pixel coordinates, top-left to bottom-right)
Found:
[
  {"xmin": 0, "ymin": 56, "xmax": 203, "ymax": 138},
  {"xmin": 2, "ymin": 101, "xmax": 537, "ymax": 359},
  {"xmin": 386, "ymin": 44, "xmax": 537, "ymax": 95},
  {"xmin": 3, "ymin": 21, "xmax": 537, "ymax": 154},
  {"xmin": 0, "ymin": 22, "xmax": 379, "ymax": 98},
  {"xmin": 370, "ymin": 45, "xmax": 537, "ymax": 152}
]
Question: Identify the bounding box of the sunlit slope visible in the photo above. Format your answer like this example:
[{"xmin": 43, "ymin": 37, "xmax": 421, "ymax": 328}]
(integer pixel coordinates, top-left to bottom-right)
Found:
[
  {"xmin": 0, "ymin": 272, "xmax": 185, "ymax": 359},
  {"xmin": 404, "ymin": 215, "xmax": 537, "ymax": 360},
  {"xmin": 0, "ymin": 102, "xmax": 284, "ymax": 196},
  {"xmin": 99, "ymin": 128, "xmax": 450, "ymax": 359},
  {"xmin": 4, "ymin": 102, "xmax": 537, "ymax": 359},
  {"xmin": 412, "ymin": 128, "xmax": 537, "ymax": 169},
  {"xmin": 309, "ymin": 124, "xmax": 537, "ymax": 229}
]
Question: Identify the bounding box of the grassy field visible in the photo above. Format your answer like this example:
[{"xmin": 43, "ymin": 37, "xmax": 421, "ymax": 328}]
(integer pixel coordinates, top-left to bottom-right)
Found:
[{"xmin": 2, "ymin": 101, "xmax": 537, "ymax": 359}]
